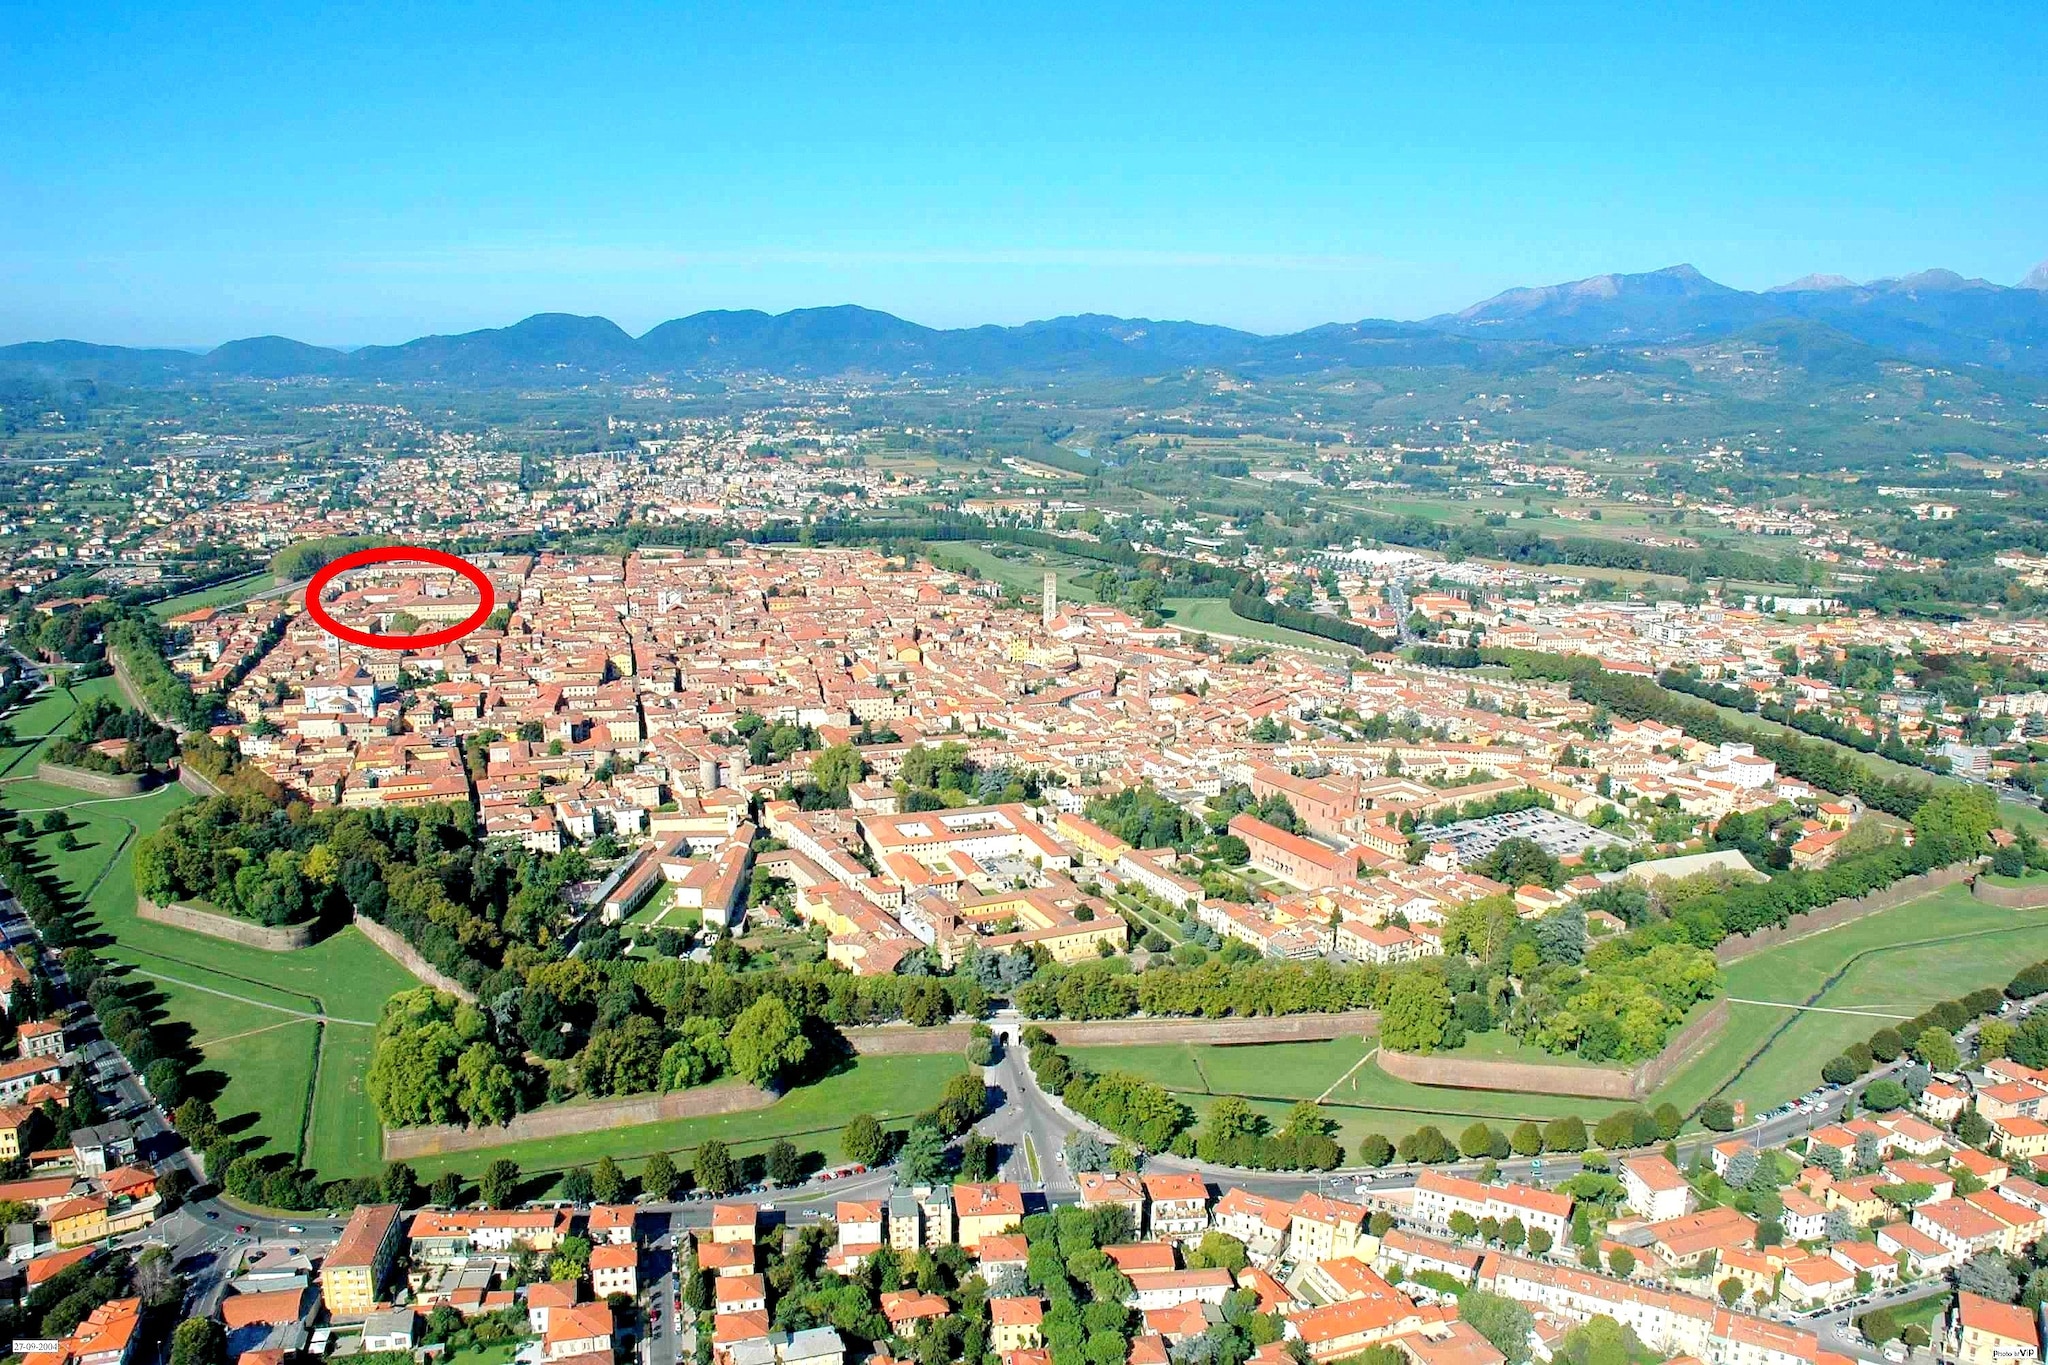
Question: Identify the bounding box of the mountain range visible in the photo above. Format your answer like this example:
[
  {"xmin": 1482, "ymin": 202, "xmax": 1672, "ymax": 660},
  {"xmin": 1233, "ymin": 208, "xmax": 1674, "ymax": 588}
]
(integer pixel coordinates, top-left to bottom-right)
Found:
[{"xmin": 6, "ymin": 260, "xmax": 2046, "ymax": 386}]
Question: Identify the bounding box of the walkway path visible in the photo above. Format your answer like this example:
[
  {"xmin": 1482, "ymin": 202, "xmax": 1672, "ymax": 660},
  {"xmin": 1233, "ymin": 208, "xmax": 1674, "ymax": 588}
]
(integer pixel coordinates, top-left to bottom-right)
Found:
[
  {"xmin": 1726, "ymin": 998, "xmax": 1916, "ymax": 1020},
  {"xmin": 128, "ymin": 969, "xmax": 376, "ymax": 1027},
  {"xmin": 1317, "ymin": 1045, "xmax": 1381, "ymax": 1103},
  {"xmin": 0, "ymin": 787, "xmax": 175, "ymax": 810}
]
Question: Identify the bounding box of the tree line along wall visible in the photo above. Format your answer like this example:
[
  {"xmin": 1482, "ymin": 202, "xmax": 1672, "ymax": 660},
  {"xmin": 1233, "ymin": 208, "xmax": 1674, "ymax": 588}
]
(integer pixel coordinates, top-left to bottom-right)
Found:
[
  {"xmin": 1033, "ymin": 1009, "xmax": 1381, "ymax": 1047},
  {"xmin": 1377, "ymin": 998, "xmax": 1730, "ymax": 1102},
  {"xmin": 1712, "ymin": 863, "xmax": 1983, "ymax": 963},
  {"xmin": 382, "ymin": 1077, "xmax": 776, "ymax": 1159}
]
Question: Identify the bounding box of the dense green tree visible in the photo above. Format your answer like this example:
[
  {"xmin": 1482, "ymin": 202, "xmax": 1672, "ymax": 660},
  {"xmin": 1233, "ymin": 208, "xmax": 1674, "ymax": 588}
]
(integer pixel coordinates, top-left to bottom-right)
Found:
[
  {"xmin": 728, "ymin": 995, "xmax": 810, "ymax": 1087},
  {"xmin": 480, "ymin": 1159, "xmax": 521, "ymax": 1209},
  {"xmin": 694, "ymin": 1140, "xmax": 736, "ymax": 1196},
  {"xmin": 842, "ymin": 1113, "xmax": 885, "ymax": 1166},
  {"xmin": 1381, "ymin": 970, "xmax": 1453, "ymax": 1053},
  {"xmin": 643, "ymin": 1151, "xmax": 681, "ymax": 1200},
  {"xmin": 766, "ymin": 1139, "xmax": 802, "ymax": 1186},
  {"xmin": 1459, "ymin": 1290, "xmax": 1534, "ymax": 1364},
  {"xmin": 591, "ymin": 1155, "xmax": 625, "ymax": 1204},
  {"xmin": 170, "ymin": 1318, "xmax": 227, "ymax": 1365},
  {"xmin": 898, "ymin": 1123, "xmax": 948, "ymax": 1184}
]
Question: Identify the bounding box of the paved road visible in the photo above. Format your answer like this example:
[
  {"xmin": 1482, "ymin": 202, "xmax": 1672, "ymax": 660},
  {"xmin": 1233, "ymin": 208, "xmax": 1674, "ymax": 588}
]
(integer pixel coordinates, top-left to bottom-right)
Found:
[{"xmin": 1804, "ymin": 1278, "xmax": 1950, "ymax": 1364}]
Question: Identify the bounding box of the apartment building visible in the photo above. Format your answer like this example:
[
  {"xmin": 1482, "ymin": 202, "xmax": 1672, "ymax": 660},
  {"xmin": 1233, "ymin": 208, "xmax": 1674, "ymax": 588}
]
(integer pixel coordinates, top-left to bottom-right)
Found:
[
  {"xmin": 1410, "ymin": 1172, "xmax": 1572, "ymax": 1245},
  {"xmin": 322, "ymin": 1203, "xmax": 403, "ymax": 1315}
]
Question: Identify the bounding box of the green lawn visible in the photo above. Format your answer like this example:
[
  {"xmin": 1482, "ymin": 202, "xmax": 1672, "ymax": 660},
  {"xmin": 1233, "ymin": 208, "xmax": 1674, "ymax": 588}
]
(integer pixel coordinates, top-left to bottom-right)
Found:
[
  {"xmin": 625, "ymin": 882, "xmax": 700, "ymax": 933},
  {"xmin": 0, "ymin": 676, "xmax": 124, "ymax": 778},
  {"xmin": 1162, "ymin": 597, "xmax": 1356, "ymax": 656},
  {"xmin": 148, "ymin": 572, "xmax": 271, "ymax": 620},
  {"xmin": 1979, "ymin": 871, "xmax": 2048, "ymax": 887},
  {"xmin": 1999, "ymin": 800, "xmax": 2048, "ymax": 838},
  {"xmin": 1685, "ymin": 884, "xmax": 2048, "ymax": 1113},
  {"xmin": 0, "ymin": 775, "xmax": 416, "ymax": 1179},
  {"xmin": 442, "ymin": 1345, "xmax": 523, "ymax": 1365},
  {"xmin": 923, "ymin": 541, "xmax": 1103, "ymax": 602},
  {"xmin": 1066, "ymin": 1033, "xmax": 1613, "ymax": 1143},
  {"xmin": 400, "ymin": 1053, "xmax": 970, "ymax": 1181},
  {"xmin": 1069, "ymin": 884, "xmax": 2048, "ymax": 1152},
  {"xmin": 305, "ymin": 1012, "xmax": 391, "ymax": 1178}
]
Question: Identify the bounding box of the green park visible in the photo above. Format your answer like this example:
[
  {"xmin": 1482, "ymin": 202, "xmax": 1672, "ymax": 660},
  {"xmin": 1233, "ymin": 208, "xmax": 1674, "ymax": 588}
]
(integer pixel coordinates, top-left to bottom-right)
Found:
[{"xmin": 1067, "ymin": 882, "xmax": 2048, "ymax": 1159}]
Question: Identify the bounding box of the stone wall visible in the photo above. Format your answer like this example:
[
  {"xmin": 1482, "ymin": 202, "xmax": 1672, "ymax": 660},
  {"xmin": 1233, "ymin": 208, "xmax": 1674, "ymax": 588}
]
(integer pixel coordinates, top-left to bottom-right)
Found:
[
  {"xmin": 136, "ymin": 896, "xmax": 318, "ymax": 951},
  {"xmin": 1376, "ymin": 1045, "xmax": 1636, "ymax": 1101},
  {"xmin": 1377, "ymin": 998, "xmax": 1730, "ymax": 1102},
  {"xmin": 1972, "ymin": 878, "xmax": 2048, "ymax": 909},
  {"xmin": 178, "ymin": 765, "xmax": 225, "ymax": 798},
  {"xmin": 36, "ymin": 762, "xmax": 151, "ymax": 797},
  {"xmin": 842, "ymin": 1024, "xmax": 976, "ymax": 1055},
  {"xmin": 1634, "ymin": 996, "xmax": 1733, "ymax": 1095},
  {"xmin": 1714, "ymin": 862, "xmax": 1982, "ymax": 963},
  {"xmin": 383, "ymin": 1078, "xmax": 776, "ymax": 1159},
  {"xmin": 353, "ymin": 913, "xmax": 478, "ymax": 1004},
  {"xmin": 1035, "ymin": 1009, "xmax": 1380, "ymax": 1048}
]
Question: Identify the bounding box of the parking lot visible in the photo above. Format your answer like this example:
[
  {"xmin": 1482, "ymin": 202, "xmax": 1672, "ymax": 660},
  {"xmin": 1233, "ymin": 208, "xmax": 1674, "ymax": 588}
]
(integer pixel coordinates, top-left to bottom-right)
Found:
[{"xmin": 1432, "ymin": 806, "xmax": 1631, "ymax": 865}]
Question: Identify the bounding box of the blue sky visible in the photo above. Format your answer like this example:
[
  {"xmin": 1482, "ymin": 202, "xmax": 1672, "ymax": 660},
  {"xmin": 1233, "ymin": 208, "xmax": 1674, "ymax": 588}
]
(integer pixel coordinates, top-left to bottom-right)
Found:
[{"xmin": 4, "ymin": 0, "xmax": 2043, "ymax": 346}]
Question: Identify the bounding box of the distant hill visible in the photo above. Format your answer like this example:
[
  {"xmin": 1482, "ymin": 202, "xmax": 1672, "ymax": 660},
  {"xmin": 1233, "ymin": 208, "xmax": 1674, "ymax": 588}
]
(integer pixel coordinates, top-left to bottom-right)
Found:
[
  {"xmin": 5, "ymin": 256, "xmax": 2047, "ymax": 384},
  {"xmin": 203, "ymin": 335, "xmax": 345, "ymax": 377},
  {"xmin": 1427, "ymin": 264, "xmax": 1782, "ymax": 342},
  {"xmin": 1426, "ymin": 262, "xmax": 2048, "ymax": 369}
]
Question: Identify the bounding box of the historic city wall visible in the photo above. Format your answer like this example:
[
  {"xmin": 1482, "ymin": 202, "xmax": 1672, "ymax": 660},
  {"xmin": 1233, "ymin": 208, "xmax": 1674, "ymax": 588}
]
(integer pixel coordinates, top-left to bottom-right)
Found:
[
  {"xmin": 36, "ymin": 762, "xmax": 151, "ymax": 796},
  {"xmin": 1972, "ymin": 877, "xmax": 2048, "ymax": 910},
  {"xmin": 1714, "ymin": 863, "xmax": 1981, "ymax": 963},
  {"xmin": 384, "ymin": 1078, "xmax": 776, "ymax": 1159},
  {"xmin": 1378, "ymin": 997, "xmax": 1730, "ymax": 1102},
  {"xmin": 136, "ymin": 896, "xmax": 317, "ymax": 951},
  {"xmin": 842, "ymin": 1023, "xmax": 977, "ymax": 1054},
  {"xmin": 179, "ymin": 765, "xmax": 225, "ymax": 798},
  {"xmin": 1035, "ymin": 1009, "xmax": 1380, "ymax": 1048},
  {"xmin": 353, "ymin": 913, "xmax": 478, "ymax": 1004}
]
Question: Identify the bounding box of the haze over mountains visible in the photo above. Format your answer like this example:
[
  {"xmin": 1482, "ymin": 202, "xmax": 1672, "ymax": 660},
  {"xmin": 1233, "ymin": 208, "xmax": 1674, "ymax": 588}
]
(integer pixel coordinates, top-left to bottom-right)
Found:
[{"xmin": 7, "ymin": 260, "xmax": 2047, "ymax": 386}]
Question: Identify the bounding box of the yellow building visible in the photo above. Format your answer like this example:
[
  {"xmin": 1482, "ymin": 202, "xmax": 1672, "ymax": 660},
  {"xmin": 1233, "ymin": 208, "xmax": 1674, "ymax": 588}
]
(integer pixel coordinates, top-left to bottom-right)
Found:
[
  {"xmin": 991, "ymin": 1298, "xmax": 1045, "ymax": 1352},
  {"xmin": 710, "ymin": 1203, "xmax": 759, "ymax": 1244},
  {"xmin": 322, "ymin": 1203, "xmax": 402, "ymax": 1315},
  {"xmin": 952, "ymin": 888, "xmax": 1128, "ymax": 964},
  {"xmin": 0, "ymin": 1104, "xmax": 29, "ymax": 1160},
  {"xmin": 952, "ymin": 1183, "xmax": 1024, "ymax": 1251},
  {"xmin": 1289, "ymin": 1192, "xmax": 1371, "ymax": 1264},
  {"xmin": 1957, "ymin": 1291, "xmax": 2040, "ymax": 1365},
  {"xmin": 1991, "ymin": 1115, "xmax": 2048, "ymax": 1162},
  {"xmin": 1055, "ymin": 813, "xmax": 1131, "ymax": 866},
  {"xmin": 49, "ymin": 1195, "xmax": 110, "ymax": 1247}
]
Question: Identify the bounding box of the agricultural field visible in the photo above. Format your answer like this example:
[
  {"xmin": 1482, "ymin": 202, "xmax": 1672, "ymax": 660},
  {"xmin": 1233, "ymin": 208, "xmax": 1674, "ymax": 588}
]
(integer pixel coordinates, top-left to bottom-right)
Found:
[{"xmin": 1067, "ymin": 884, "xmax": 2048, "ymax": 1154}]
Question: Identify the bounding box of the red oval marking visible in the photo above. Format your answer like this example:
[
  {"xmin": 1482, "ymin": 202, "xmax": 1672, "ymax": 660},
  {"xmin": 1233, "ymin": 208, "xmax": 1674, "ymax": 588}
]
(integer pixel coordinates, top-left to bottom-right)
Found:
[{"xmin": 303, "ymin": 546, "xmax": 496, "ymax": 651}]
